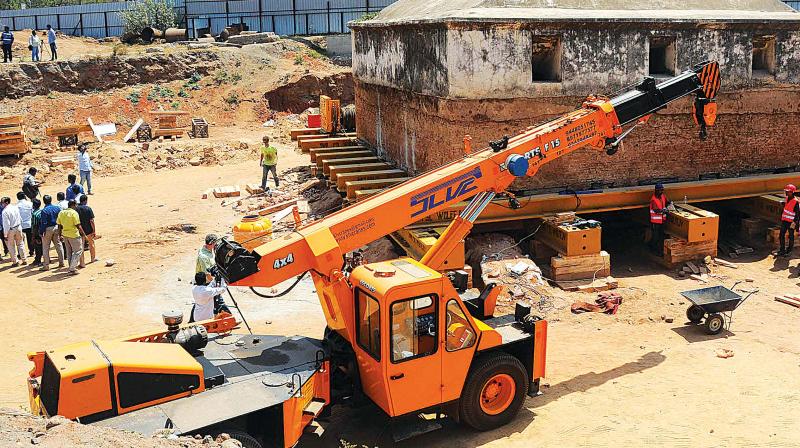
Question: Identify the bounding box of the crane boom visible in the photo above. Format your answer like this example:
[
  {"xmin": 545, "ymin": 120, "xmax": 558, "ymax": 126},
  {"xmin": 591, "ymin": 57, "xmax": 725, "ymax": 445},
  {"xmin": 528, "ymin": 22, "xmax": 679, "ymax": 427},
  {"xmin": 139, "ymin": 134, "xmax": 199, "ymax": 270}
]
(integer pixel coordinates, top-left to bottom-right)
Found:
[{"xmin": 216, "ymin": 61, "xmax": 720, "ymax": 289}]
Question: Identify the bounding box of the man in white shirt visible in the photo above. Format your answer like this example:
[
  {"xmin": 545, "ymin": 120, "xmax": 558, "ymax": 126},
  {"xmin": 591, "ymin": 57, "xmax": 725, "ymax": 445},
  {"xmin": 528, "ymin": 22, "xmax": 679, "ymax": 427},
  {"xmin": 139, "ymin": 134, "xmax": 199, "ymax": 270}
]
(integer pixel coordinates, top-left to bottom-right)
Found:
[
  {"xmin": 28, "ymin": 30, "xmax": 41, "ymax": 62},
  {"xmin": 77, "ymin": 143, "xmax": 93, "ymax": 195},
  {"xmin": 190, "ymin": 272, "xmax": 228, "ymax": 322},
  {"xmin": 16, "ymin": 192, "xmax": 33, "ymax": 260},
  {"xmin": 56, "ymin": 192, "xmax": 68, "ymax": 210},
  {"xmin": 2, "ymin": 197, "xmax": 26, "ymax": 266}
]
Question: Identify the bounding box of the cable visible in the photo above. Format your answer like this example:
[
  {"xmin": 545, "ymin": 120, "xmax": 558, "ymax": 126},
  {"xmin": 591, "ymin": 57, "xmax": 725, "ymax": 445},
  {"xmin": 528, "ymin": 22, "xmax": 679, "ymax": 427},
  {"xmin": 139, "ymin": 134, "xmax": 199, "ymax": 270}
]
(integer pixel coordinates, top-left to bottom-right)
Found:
[
  {"xmin": 485, "ymin": 221, "xmax": 545, "ymax": 261},
  {"xmin": 225, "ymin": 288, "xmax": 253, "ymax": 335},
  {"xmin": 249, "ymin": 272, "xmax": 308, "ymax": 298}
]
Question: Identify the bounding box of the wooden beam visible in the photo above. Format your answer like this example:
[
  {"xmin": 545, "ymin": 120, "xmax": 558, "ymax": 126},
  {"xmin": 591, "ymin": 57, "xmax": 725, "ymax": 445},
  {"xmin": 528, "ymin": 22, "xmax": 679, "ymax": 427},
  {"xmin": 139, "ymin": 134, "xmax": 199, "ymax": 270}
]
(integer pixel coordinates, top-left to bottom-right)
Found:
[
  {"xmin": 354, "ymin": 189, "xmax": 383, "ymax": 202},
  {"xmin": 315, "ymin": 151, "xmax": 375, "ymax": 169},
  {"xmin": 550, "ymin": 251, "xmax": 610, "ymax": 281},
  {"xmin": 322, "ymin": 156, "xmax": 382, "ymax": 175},
  {"xmin": 309, "ymin": 145, "xmax": 368, "ymax": 162},
  {"xmin": 297, "ymin": 131, "xmax": 356, "ymax": 143},
  {"xmin": 336, "ymin": 169, "xmax": 407, "ymax": 191},
  {"xmin": 290, "ymin": 127, "xmax": 322, "ymax": 140},
  {"xmin": 329, "ymin": 162, "xmax": 392, "ymax": 182},
  {"xmin": 345, "ymin": 177, "xmax": 409, "ymax": 200},
  {"xmin": 46, "ymin": 124, "xmax": 92, "ymax": 137},
  {"xmin": 299, "ymin": 137, "xmax": 357, "ymax": 151}
]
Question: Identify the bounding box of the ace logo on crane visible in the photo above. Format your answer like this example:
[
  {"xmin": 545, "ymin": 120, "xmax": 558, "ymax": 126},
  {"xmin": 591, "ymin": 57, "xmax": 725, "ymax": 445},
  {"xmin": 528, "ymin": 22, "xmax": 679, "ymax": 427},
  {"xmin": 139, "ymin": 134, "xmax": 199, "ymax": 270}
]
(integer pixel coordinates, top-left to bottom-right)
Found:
[{"xmin": 410, "ymin": 167, "xmax": 482, "ymax": 218}]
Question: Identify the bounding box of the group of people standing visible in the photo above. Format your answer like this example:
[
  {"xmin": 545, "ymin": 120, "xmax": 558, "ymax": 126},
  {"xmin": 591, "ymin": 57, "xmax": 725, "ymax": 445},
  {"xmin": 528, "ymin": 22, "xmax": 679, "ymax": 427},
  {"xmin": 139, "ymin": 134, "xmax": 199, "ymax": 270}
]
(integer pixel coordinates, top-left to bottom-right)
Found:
[
  {"xmin": 1, "ymin": 25, "xmax": 58, "ymax": 63},
  {"xmin": 1, "ymin": 167, "xmax": 96, "ymax": 275}
]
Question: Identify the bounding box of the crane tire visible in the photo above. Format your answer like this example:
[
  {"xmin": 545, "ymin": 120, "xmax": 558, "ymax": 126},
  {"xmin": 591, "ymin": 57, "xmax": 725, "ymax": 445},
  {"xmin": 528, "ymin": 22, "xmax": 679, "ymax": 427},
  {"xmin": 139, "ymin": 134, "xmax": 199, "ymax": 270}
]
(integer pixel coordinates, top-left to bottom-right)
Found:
[
  {"xmin": 212, "ymin": 430, "xmax": 263, "ymax": 448},
  {"xmin": 459, "ymin": 352, "xmax": 528, "ymax": 431}
]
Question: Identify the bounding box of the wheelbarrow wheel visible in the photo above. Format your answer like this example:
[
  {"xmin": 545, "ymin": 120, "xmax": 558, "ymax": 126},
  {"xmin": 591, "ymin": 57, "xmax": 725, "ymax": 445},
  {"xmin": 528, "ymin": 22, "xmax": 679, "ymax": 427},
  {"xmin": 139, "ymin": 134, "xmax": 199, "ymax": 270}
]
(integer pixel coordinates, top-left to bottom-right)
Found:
[
  {"xmin": 686, "ymin": 305, "xmax": 704, "ymax": 324},
  {"xmin": 705, "ymin": 313, "xmax": 724, "ymax": 335}
]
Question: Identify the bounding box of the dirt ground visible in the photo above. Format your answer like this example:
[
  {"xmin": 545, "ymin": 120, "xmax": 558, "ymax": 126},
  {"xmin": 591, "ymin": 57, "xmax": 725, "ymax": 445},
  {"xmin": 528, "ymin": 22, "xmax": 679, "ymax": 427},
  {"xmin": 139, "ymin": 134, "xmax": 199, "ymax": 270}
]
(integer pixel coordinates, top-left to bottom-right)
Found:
[{"xmin": 3, "ymin": 30, "xmax": 115, "ymax": 62}]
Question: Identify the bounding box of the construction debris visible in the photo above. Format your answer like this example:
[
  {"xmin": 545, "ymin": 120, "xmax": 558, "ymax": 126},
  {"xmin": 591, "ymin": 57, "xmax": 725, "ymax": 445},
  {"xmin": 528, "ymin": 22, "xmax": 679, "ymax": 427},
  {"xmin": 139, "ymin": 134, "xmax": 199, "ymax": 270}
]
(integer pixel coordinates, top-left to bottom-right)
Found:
[
  {"xmin": 0, "ymin": 115, "xmax": 30, "ymax": 156},
  {"xmin": 774, "ymin": 294, "xmax": 800, "ymax": 308},
  {"xmin": 571, "ymin": 292, "xmax": 623, "ymax": 315}
]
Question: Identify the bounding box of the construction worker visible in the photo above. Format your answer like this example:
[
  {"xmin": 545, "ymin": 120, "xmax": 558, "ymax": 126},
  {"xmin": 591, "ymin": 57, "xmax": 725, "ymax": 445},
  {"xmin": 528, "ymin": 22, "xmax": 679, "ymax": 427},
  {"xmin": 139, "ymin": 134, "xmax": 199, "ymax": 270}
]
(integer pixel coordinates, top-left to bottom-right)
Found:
[
  {"xmin": 259, "ymin": 136, "xmax": 279, "ymax": 191},
  {"xmin": 196, "ymin": 233, "xmax": 217, "ymax": 274},
  {"xmin": 778, "ymin": 184, "xmax": 799, "ymax": 257},
  {"xmin": 190, "ymin": 271, "xmax": 231, "ymax": 323},
  {"xmin": 1, "ymin": 26, "xmax": 13, "ymax": 63},
  {"xmin": 649, "ymin": 183, "xmax": 671, "ymax": 256}
]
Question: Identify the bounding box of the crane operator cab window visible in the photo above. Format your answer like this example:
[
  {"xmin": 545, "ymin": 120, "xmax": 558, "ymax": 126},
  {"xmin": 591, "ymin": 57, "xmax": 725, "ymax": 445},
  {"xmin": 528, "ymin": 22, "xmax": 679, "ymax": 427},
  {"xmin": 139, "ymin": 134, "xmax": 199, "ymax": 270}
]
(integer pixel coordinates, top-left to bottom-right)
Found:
[
  {"xmin": 391, "ymin": 295, "xmax": 437, "ymax": 362},
  {"xmin": 356, "ymin": 291, "xmax": 381, "ymax": 360},
  {"xmin": 445, "ymin": 299, "xmax": 477, "ymax": 351}
]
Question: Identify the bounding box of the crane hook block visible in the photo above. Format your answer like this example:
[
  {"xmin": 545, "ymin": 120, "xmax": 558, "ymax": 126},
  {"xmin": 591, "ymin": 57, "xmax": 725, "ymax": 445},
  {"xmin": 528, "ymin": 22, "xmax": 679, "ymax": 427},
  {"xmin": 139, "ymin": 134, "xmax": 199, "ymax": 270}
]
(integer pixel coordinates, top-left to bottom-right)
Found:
[{"xmin": 506, "ymin": 154, "xmax": 529, "ymax": 177}]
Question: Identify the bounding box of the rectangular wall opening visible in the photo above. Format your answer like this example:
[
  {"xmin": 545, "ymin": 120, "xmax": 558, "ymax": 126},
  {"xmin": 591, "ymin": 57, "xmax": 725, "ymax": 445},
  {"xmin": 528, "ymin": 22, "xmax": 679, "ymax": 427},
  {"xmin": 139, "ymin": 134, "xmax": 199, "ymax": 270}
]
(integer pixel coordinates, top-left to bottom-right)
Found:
[
  {"xmin": 649, "ymin": 36, "xmax": 676, "ymax": 77},
  {"xmin": 531, "ymin": 36, "xmax": 562, "ymax": 83},
  {"xmin": 752, "ymin": 35, "xmax": 776, "ymax": 77}
]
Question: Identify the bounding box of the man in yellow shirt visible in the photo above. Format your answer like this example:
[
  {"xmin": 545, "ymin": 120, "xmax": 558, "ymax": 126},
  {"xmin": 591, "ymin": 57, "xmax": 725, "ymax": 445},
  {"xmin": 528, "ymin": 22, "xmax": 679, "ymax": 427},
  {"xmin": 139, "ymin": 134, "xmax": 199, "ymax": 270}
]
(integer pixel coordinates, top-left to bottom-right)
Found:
[
  {"xmin": 259, "ymin": 136, "xmax": 279, "ymax": 191},
  {"xmin": 56, "ymin": 199, "xmax": 86, "ymax": 275}
]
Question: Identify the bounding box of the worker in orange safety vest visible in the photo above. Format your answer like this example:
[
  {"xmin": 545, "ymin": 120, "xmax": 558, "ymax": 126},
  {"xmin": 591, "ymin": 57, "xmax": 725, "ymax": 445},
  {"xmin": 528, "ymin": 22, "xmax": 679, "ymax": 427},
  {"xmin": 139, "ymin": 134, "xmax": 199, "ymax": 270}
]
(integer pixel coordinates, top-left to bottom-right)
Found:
[
  {"xmin": 649, "ymin": 183, "xmax": 671, "ymax": 256},
  {"xmin": 778, "ymin": 184, "xmax": 799, "ymax": 257}
]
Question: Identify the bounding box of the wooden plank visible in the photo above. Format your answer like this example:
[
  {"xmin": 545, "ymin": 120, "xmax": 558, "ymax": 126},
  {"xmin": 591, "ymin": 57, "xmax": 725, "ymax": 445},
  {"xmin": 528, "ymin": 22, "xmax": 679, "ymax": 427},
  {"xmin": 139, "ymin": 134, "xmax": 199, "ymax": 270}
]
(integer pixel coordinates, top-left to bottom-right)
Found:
[
  {"xmin": 663, "ymin": 238, "xmax": 718, "ymax": 265},
  {"xmin": 355, "ymin": 189, "xmax": 383, "ymax": 202},
  {"xmin": 297, "ymin": 132, "xmax": 356, "ymax": 143},
  {"xmin": 153, "ymin": 127, "xmax": 188, "ymax": 137},
  {"xmin": 551, "ymin": 251, "xmax": 611, "ymax": 281},
  {"xmin": 322, "ymin": 156, "xmax": 382, "ymax": 175},
  {"xmin": 308, "ymin": 145, "xmax": 367, "ymax": 162},
  {"xmin": 0, "ymin": 116, "xmax": 23, "ymax": 126},
  {"xmin": 257, "ymin": 199, "xmax": 298, "ymax": 216},
  {"xmin": 329, "ymin": 162, "xmax": 392, "ymax": 182},
  {"xmin": 299, "ymin": 137, "xmax": 357, "ymax": 151},
  {"xmin": 123, "ymin": 119, "xmax": 145, "ymax": 143},
  {"xmin": 345, "ymin": 177, "xmax": 409, "ymax": 200},
  {"xmin": 272, "ymin": 206, "xmax": 295, "ymax": 223},
  {"xmin": 212, "ymin": 186, "xmax": 240, "ymax": 198},
  {"xmin": 290, "ymin": 127, "xmax": 322, "ymax": 140},
  {"xmin": 315, "ymin": 151, "xmax": 375, "ymax": 169},
  {"xmin": 336, "ymin": 169, "xmax": 407, "ymax": 190},
  {"xmin": 245, "ymin": 184, "xmax": 265, "ymax": 195},
  {"xmin": 46, "ymin": 124, "xmax": 92, "ymax": 137},
  {"xmin": 0, "ymin": 134, "xmax": 25, "ymax": 143},
  {"xmin": 775, "ymin": 296, "xmax": 800, "ymax": 308}
]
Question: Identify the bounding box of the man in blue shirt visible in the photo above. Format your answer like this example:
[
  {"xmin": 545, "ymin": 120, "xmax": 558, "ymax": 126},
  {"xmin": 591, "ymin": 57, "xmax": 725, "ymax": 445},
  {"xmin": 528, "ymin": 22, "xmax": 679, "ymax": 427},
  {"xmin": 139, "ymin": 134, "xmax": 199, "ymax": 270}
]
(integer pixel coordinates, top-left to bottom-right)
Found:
[
  {"xmin": 39, "ymin": 194, "xmax": 64, "ymax": 271},
  {"xmin": 65, "ymin": 174, "xmax": 83, "ymax": 201},
  {"xmin": 46, "ymin": 25, "xmax": 57, "ymax": 61},
  {"xmin": 1, "ymin": 26, "xmax": 13, "ymax": 63}
]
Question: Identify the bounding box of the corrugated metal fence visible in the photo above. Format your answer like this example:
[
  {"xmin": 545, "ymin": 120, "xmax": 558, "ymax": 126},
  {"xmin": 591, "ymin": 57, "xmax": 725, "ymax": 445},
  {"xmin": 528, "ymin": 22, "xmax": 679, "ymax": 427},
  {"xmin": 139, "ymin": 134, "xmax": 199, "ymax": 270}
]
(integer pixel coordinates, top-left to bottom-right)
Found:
[
  {"xmin": 784, "ymin": 1, "xmax": 800, "ymax": 10},
  {"xmin": 0, "ymin": 0, "xmax": 397, "ymax": 39}
]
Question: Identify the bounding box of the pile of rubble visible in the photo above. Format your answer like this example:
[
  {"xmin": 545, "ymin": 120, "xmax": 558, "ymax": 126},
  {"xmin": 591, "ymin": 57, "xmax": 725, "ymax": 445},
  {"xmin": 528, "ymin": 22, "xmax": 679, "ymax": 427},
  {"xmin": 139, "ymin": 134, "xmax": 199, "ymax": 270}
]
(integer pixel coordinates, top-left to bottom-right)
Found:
[{"xmin": 0, "ymin": 408, "xmax": 241, "ymax": 447}]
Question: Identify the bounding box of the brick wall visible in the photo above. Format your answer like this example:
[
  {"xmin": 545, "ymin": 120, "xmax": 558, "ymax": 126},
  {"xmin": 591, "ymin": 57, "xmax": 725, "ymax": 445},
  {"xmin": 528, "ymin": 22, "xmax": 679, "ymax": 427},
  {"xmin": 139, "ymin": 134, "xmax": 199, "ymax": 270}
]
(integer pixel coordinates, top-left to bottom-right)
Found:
[{"xmin": 356, "ymin": 82, "xmax": 800, "ymax": 191}]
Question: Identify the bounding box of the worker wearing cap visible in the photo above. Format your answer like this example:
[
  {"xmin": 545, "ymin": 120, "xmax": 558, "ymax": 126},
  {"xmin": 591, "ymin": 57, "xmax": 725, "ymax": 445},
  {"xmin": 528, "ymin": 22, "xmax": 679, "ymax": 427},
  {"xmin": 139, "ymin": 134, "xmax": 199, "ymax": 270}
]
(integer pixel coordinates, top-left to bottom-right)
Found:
[
  {"xmin": 196, "ymin": 233, "xmax": 218, "ymax": 274},
  {"xmin": 649, "ymin": 183, "xmax": 671, "ymax": 256},
  {"xmin": 778, "ymin": 184, "xmax": 799, "ymax": 257}
]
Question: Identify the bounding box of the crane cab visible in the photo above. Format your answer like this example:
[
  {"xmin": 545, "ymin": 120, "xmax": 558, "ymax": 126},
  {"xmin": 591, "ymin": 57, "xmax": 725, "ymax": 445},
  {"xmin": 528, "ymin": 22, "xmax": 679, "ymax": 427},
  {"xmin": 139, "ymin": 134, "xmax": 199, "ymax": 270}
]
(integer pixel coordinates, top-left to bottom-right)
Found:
[{"xmin": 347, "ymin": 258, "xmax": 547, "ymax": 428}]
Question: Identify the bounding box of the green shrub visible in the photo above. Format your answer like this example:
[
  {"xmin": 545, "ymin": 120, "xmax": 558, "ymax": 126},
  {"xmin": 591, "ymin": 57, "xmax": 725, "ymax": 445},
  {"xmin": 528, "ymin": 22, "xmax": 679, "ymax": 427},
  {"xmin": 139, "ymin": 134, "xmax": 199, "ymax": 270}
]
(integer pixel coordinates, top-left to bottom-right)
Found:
[
  {"xmin": 294, "ymin": 53, "xmax": 304, "ymax": 65},
  {"xmin": 127, "ymin": 90, "xmax": 141, "ymax": 104},
  {"xmin": 225, "ymin": 92, "xmax": 239, "ymax": 105},
  {"xmin": 118, "ymin": 0, "xmax": 176, "ymax": 36}
]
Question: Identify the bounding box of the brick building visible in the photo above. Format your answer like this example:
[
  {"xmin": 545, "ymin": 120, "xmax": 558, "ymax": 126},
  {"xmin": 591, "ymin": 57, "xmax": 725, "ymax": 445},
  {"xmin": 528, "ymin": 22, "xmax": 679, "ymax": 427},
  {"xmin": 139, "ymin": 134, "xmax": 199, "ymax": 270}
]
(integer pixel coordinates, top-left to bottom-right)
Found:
[{"xmin": 350, "ymin": 0, "xmax": 800, "ymax": 191}]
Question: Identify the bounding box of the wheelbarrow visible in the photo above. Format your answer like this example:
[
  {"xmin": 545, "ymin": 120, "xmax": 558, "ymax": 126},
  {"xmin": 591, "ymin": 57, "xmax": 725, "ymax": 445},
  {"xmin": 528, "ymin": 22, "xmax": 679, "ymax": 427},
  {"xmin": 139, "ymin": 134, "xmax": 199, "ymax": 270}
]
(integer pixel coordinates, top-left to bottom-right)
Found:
[{"xmin": 680, "ymin": 281, "xmax": 758, "ymax": 335}]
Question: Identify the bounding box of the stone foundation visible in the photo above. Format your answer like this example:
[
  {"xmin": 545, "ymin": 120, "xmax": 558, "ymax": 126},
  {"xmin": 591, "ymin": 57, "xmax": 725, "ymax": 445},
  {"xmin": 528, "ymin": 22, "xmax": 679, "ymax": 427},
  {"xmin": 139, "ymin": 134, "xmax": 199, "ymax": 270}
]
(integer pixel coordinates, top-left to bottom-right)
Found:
[{"xmin": 355, "ymin": 81, "xmax": 800, "ymax": 191}]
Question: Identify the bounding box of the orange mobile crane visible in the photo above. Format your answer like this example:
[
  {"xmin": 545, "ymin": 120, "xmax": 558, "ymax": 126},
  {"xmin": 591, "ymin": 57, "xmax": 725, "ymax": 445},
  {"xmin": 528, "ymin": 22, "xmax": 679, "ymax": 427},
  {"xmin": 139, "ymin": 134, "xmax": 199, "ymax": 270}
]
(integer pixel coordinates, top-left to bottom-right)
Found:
[{"xmin": 27, "ymin": 62, "xmax": 720, "ymax": 448}]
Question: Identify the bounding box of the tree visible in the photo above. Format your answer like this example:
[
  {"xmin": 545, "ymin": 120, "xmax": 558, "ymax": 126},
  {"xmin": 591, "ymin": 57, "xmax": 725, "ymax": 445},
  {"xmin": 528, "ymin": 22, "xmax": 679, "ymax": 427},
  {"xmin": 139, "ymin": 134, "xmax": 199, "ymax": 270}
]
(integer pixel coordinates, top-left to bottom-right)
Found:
[{"xmin": 118, "ymin": 0, "xmax": 176, "ymax": 36}]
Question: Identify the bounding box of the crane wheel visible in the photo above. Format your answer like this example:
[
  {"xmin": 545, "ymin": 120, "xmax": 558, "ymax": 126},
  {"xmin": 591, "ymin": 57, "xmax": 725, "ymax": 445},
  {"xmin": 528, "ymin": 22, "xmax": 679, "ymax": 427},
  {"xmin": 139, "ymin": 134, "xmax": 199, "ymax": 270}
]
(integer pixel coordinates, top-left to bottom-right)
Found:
[
  {"xmin": 211, "ymin": 430, "xmax": 263, "ymax": 448},
  {"xmin": 459, "ymin": 352, "xmax": 528, "ymax": 431}
]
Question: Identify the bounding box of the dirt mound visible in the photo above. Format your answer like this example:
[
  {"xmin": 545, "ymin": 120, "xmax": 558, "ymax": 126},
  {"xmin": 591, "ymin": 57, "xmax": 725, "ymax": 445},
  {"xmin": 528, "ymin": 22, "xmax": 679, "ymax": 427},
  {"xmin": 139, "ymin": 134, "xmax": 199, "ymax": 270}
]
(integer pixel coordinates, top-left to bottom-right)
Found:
[
  {"xmin": 0, "ymin": 50, "xmax": 221, "ymax": 100},
  {"xmin": 0, "ymin": 408, "xmax": 240, "ymax": 447},
  {"xmin": 264, "ymin": 72, "xmax": 354, "ymax": 112},
  {"xmin": 361, "ymin": 237, "xmax": 402, "ymax": 263}
]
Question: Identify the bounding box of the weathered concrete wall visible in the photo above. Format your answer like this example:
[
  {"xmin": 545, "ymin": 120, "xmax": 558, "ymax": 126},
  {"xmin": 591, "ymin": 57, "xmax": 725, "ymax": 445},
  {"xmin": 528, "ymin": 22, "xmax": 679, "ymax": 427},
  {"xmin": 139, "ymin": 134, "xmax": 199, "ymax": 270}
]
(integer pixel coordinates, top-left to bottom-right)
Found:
[
  {"xmin": 352, "ymin": 20, "xmax": 800, "ymax": 189},
  {"xmin": 356, "ymin": 82, "xmax": 800, "ymax": 190}
]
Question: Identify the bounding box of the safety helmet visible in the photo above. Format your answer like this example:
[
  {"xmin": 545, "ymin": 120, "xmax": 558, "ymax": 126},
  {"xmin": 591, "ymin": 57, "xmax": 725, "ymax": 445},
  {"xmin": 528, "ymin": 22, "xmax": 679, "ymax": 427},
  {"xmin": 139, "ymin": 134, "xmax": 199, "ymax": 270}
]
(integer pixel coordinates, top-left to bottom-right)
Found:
[
  {"xmin": 655, "ymin": 183, "xmax": 664, "ymax": 190},
  {"xmin": 785, "ymin": 184, "xmax": 797, "ymax": 194}
]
